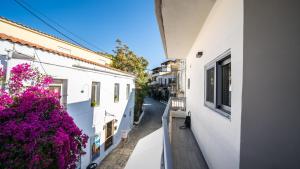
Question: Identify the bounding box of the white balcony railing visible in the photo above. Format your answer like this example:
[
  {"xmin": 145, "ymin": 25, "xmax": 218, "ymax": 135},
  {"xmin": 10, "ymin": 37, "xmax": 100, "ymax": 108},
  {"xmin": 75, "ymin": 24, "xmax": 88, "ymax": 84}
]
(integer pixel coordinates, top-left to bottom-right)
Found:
[{"xmin": 161, "ymin": 97, "xmax": 186, "ymax": 169}]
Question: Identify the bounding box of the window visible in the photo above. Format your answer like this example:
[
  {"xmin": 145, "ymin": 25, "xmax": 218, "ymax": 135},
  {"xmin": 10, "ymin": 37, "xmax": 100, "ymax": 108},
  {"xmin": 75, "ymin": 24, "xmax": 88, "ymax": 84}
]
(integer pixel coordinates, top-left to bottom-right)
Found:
[
  {"xmin": 205, "ymin": 50, "xmax": 231, "ymax": 117},
  {"xmin": 91, "ymin": 82, "xmax": 100, "ymax": 107},
  {"xmin": 49, "ymin": 79, "xmax": 68, "ymax": 108},
  {"xmin": 217, "ymin": 57, "xmax": 231, "ymax": 112},
  {"xmin": 114, "ymin": 83, "xmax": 120, "ymax": 102},
  {"xmin": 104, "ymin": 120, "xmax": 114, "ymax": 150},
  {"xmin": 206, "ymin": 67, "xmax": 214, "ymax": 103},
  {"xmin": 126, "ymin": 84, "xmax": 130, "ymax": 100}
]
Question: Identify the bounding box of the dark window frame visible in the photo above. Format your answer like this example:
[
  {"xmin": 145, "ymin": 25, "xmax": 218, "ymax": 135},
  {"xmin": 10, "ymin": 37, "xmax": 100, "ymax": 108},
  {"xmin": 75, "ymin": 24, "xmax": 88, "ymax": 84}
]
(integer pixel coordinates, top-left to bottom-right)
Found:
[
  {"xmin": 204, "ymin": 64, "xmax": 215, "ymax": 108},
  {"xmin": 204, "ymin": 50, "xmax": 231, "ymax": 119},
  {"xmin": 216, "ymin": 57, "xmax": 231, "ymax": 113}
]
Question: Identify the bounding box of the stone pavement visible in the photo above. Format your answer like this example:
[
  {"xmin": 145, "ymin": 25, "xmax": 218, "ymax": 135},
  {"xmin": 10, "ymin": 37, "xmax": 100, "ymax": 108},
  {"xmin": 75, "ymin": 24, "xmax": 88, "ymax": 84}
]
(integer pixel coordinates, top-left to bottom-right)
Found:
[{"xmin": 97, "ymin": 97, "xmax": 166, "ymax": 169}]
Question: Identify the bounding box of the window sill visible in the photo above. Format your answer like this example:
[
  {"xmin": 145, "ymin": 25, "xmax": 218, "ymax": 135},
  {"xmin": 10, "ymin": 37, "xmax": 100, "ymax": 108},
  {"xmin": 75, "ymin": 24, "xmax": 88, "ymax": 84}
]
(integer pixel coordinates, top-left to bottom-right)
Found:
[
  {"xmin": 91, "ymin": 106, "xmax": 100, "ymax": 108},
  {"xmin": 204, "ymin": 102, "xmax": 231, "ymax": 120}
]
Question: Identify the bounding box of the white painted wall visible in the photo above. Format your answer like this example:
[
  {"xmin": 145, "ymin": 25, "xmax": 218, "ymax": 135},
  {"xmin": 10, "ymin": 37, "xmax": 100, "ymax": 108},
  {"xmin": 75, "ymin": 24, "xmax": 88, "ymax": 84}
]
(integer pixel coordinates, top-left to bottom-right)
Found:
[
  {"xmin": 185, "ymin": 0, "xmax": 243, "ymax": 169},
  {"xmin": 0, "ymin": 40, "xmax": 135, "ymax": 169}
]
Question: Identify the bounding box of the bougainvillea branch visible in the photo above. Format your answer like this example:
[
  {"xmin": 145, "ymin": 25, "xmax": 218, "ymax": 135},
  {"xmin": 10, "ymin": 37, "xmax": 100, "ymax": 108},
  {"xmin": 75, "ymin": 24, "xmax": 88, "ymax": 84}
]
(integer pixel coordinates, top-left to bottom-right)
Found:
[{"xmin": 0, "ymin": 63, "xmax": 88, "ymax": 169}]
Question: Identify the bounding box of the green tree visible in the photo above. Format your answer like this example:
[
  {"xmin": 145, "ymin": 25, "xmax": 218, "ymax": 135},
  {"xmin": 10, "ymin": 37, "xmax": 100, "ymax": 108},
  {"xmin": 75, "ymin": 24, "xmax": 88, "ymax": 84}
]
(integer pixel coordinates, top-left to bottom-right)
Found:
[{"xmin": 111, "ymin": 39, "xmax": 149, "ymax": 121}]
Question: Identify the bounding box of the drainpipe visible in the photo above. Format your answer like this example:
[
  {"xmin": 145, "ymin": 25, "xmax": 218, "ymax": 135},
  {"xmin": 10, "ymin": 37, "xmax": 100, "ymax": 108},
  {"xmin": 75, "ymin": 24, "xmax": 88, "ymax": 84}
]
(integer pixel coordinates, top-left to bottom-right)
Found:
[{"xmin": 2, "ymin": 50, "xmax": 13, "ymax": 89}]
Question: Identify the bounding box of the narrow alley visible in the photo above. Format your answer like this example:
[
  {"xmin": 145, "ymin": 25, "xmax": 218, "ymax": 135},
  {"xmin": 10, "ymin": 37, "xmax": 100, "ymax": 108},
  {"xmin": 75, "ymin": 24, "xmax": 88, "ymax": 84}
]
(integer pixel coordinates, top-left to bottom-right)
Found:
[{"xmin": 97, "ymin": 97, "xmax": 166, "ymax": 169}]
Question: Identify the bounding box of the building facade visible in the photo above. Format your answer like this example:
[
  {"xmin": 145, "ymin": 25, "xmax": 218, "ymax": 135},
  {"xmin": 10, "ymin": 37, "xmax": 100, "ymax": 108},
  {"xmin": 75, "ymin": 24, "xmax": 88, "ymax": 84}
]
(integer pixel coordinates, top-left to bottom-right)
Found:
[
  {"xmin": 149, "ymin": 60, "xmax": 185, "ymax": 101},
  {"xmin": 0, "ymin": 17, "xmax": 135, "ymax": 169},
  {"xmin": 156, "ymin": 0, "xmax": 300, "ymax": 169}
]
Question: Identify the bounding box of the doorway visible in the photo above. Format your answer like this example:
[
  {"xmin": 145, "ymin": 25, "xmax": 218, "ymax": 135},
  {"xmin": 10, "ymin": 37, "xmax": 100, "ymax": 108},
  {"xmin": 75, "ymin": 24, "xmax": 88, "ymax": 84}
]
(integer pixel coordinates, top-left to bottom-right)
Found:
[{"xmin": 105, "ymin": 120, "xmax": 114, "ymax": 150}]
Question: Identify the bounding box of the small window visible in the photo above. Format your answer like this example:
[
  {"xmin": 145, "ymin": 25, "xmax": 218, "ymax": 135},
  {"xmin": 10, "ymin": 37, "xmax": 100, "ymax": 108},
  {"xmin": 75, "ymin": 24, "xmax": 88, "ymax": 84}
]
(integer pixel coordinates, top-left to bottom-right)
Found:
[
  {"xmin": 206, "ymin": 67, "xmax": 214, "ymax": 103},
  {"xmin": 216, "ymin": 57, "xmax": 231, "ymax": 112},
  {"xmin": 91, "ymin": 82, "xmax": 100, "ymax": 107},
  {"xmin": 187, "ymin": 78, "xmax": 190, "ymax": 89},
  {"xmin": 49, "ymin": 79, "xmax": 68, "ymax": 108},
  {"xmin": 126, "ymin": 84, "xmax": 130, "ymax": 100},
  {"xmin": 205, "ymin": 50, "xmax": 231, "ymax": 117},
  {"xmin": 114, "ymin": 83, "xmax": 120, "ymax": 102}
]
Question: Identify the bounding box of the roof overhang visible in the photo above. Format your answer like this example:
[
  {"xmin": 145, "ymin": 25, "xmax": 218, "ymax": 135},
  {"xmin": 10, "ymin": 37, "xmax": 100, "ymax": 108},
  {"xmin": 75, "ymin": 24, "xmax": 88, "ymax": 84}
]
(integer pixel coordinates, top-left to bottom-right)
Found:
[{"xmin": 155, "ymin": 0, "xmax": 215, "ymax": 59}]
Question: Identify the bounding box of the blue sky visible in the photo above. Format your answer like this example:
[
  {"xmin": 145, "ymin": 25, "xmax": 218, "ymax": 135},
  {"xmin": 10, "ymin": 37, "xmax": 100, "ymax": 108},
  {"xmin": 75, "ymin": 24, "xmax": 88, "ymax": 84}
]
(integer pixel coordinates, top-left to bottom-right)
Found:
[{"xmin": 0, "ymin": 0, "xmax": 166, "ymax": 69}]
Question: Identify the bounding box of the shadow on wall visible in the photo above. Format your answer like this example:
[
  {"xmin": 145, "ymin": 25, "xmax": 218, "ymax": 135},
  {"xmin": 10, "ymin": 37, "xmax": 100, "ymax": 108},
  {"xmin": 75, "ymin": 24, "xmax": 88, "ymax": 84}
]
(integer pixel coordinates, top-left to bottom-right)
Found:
[
  {"xmin": 67, "ymin": 100, "xmax": 96, "ymax": 169},
  {"xmin": 114, "ymin": 89, "xmax": 135, "ymax": 142},
  {"xmin": 66, "ymin": 90, "xmax": 135, "ymax": 168}
]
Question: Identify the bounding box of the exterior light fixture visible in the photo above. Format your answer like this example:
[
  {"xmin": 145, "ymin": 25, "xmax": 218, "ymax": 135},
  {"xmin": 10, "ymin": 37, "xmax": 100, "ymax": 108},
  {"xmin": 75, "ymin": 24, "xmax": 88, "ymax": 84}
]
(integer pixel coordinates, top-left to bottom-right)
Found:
[
  {"xmin": 196, "ymin": 51, "xmax": 203, "ymax": 58},
  {"xmin": 105, "ymin": 110, "xmax": 115, "ymax": 117}
]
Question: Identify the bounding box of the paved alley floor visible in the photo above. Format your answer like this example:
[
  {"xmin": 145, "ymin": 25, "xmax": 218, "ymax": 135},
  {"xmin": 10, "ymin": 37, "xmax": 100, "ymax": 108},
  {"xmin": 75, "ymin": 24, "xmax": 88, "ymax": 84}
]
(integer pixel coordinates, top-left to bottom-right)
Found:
[{"xmin": 97, "ymin": 97, "xmax": 166, "ymax": 169}]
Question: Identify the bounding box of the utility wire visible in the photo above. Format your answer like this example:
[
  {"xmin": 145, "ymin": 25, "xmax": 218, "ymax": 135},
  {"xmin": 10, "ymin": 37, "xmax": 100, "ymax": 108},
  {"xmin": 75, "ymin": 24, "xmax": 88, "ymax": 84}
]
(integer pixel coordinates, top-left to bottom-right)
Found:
[
  {"xmin": 13, "ymin": 0, "xmax": 107, "ymax": 53},
  {"xmin": 17, "ymin": 0, "xmax": 108, "ymax": 54},
  {"xmin": 34, "ymin": 49, "xmax": 48, "ymax": 75}
]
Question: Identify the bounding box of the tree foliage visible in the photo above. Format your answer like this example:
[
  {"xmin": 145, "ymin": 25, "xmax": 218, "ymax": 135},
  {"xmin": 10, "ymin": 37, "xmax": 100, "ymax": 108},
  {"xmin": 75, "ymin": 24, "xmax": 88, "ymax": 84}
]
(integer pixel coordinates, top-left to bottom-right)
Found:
[
  {"xmin": 111, "ymin": 39, "xmax": 149, "ymax": 120},
  {"xmin": 0, "ymin": 64, "xmax": 88, "ymax": 169}
]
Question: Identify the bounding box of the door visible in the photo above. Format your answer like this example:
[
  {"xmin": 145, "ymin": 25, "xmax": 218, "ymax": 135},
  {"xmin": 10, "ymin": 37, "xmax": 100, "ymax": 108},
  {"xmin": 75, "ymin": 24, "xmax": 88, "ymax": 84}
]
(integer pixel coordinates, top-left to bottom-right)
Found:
[{"xmin": 105, "ymin": 120, "xmax": 114, "ymax": 150}]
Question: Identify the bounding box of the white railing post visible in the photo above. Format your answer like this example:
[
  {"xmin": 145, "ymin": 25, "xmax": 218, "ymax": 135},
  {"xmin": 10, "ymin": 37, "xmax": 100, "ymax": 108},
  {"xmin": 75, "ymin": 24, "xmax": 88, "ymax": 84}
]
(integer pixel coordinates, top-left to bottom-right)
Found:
[
  {"xmin": 161, "ymin": 97, "xmax": 186, "ymax": 169},
  {"xmin": 162, "ymin": 98, "xmax": 173, "ymax": 169}
]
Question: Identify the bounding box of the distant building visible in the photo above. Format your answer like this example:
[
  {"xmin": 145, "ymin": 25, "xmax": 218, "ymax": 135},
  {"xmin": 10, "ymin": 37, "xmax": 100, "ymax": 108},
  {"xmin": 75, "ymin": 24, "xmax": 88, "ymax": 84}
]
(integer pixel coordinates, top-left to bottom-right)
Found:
[
  {"xmin": 149, "ymin": 60, "xmax": 185, "ymax": 101},
  {"xmin": 0, "ymin": 17, "xmax": 135, "ymax": 169}
]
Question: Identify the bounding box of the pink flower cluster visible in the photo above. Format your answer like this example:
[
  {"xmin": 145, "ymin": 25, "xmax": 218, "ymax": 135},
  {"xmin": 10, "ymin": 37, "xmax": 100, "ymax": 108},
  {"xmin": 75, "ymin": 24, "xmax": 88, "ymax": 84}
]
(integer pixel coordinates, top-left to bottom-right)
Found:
[
  {"xmin": 0, "ymin": 67, "xmax": 4, "ymax": 79},
  {"xmin": 0, "ymin": 89, "xmax": 13, "ymax": 111},
  {"xmin": 0, "ymin": 64, "xmax": 88, "ymax": 169}
]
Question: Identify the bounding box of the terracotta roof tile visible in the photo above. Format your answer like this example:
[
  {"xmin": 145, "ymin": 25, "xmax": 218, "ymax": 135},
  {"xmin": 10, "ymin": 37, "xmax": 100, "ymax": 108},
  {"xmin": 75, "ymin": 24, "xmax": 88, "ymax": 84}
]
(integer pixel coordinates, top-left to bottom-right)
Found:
[
  {"xmin": 0, "ymin": 16, "xmax": 111, "ymax": 60},
  {"xmin": 0, "ymin": 33, "xmax": 134, "ymax": 76}
]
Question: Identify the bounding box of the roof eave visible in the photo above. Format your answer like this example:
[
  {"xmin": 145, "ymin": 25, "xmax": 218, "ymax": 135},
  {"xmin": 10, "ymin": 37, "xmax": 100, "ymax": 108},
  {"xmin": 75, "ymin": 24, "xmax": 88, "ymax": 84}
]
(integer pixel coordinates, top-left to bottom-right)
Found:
[{"xmin": 155, "ymin": 0, "xmax": 169, "ymax": 58}]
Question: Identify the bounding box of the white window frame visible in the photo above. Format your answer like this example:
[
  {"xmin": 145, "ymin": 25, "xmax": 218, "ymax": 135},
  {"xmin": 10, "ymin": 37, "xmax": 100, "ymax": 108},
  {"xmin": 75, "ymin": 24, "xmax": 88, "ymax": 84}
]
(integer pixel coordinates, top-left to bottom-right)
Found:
[
  {"xmin": 91, "ymin": 82, "xmax": 101, "ymax": 107},
  {"xmin": 126, "ymin": 84, "xmax": 130, "ymax": 100},
  {"xmin": 114, "ymin": 83, "xmax": 120, "ymax": 103},
  {"xmin": 49, "ymin": 79, "xmax": 68, "ymax": 108},
  {"xmin": 204, "ymin": 50, "xmax": 231, "ymax": 118}
]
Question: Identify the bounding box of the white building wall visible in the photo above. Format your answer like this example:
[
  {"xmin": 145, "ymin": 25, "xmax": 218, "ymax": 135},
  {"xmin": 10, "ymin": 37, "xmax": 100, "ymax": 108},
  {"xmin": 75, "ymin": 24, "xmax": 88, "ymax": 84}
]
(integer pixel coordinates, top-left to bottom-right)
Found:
[
  {"xmin": 178, "ymin": 60, "xmax": 186, "ymax": 95},
  {"xmin": 185, "ymin": 0, "xmax": 243, "ymax": 169},
  {"xmin": 0, "ymin": 40, "xmax": 135, "ymax": 169},
  {"xmin": 0, "ymin": 18, "xmax": 111, "ymax": 65}
]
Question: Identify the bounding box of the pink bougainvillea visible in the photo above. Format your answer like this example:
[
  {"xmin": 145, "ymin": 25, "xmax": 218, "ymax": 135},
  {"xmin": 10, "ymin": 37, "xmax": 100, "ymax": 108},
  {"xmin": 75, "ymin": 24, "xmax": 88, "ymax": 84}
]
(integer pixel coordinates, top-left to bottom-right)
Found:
[
  {"xmin": 0, "ymin": 63, "xmax": 88, "ymax": 169},
  {"xmin": 0, "ymin": 67, "xmax": 4, "ymax": 78}
]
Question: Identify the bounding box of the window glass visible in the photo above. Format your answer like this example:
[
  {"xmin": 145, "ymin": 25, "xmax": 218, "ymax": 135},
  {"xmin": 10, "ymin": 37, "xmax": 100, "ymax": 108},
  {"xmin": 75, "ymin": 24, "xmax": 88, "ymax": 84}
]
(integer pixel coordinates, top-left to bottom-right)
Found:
[
  {"xmin": 206, "ymin": 68, "xmax": 214, "ymax": 103},
  {"xmin": 204, "ymin": 51, "xmax": 231, "ymax": 117},
  {"xmin": 91, "ymin": 82, "xmax": 100, "ymax": 106},
  {"xmin": 114, "ymin": 83, "xmax": 119, "ymax": 102},
  {"xmin": 221, "ymin": 62, "xmax": 231, "ymax": 107},
  {"xmin": 49, "ymin": 79, "xmax": 67, "ymax": 108},
  {"xmin": 126, "ymin": 84, "xmax": 130, "ymax": 100},
  {"xmin": 49, "ymin": 85, "xmax": 62, "ymax": 95}
]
